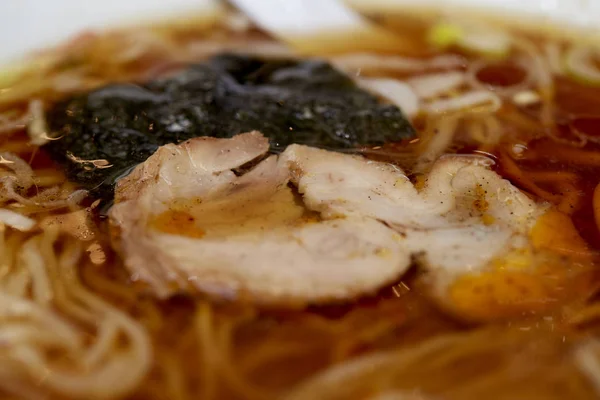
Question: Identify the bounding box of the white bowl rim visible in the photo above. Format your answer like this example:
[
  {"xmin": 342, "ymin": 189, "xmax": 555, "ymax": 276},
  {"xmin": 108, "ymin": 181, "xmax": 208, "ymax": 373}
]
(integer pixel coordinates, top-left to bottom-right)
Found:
[{"xmin": 0, "ymin": 0, "xmax": 599, "ymax": 63}]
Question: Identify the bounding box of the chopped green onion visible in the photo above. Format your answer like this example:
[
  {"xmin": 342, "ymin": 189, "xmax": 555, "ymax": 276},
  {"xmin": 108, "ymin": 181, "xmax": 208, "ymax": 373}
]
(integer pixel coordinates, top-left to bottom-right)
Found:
[
  {"xmin": 428, "ymin": 23, "xmax": 463, "ymax": 48},
  {"xmin": 428, "ymin": 22, "xmax": 511, "ymax": 59}
]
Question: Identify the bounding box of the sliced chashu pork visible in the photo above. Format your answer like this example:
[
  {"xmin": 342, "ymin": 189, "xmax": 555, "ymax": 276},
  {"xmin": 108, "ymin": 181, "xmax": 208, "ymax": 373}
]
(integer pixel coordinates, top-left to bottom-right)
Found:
[
  {"xmin": 281, "ymin": 144, "xmax": 546, "ymax": 277},
  {"xmin": 279, "ymin": 144, "xmax": 578, "ymax": 320},
  {"xmin": 110, "ymin": 132, "xmax": 411, "ymax": 305},
  {"xmin": 111, "ymin": 131, "xmax": 579, "ymax": 315}
]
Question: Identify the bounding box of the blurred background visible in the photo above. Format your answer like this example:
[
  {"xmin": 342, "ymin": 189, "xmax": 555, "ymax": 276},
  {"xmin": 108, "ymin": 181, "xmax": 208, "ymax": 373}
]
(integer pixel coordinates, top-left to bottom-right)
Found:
[{"xmin": 0, "ymin": 0, "xmax": 599, "ymax": 63}]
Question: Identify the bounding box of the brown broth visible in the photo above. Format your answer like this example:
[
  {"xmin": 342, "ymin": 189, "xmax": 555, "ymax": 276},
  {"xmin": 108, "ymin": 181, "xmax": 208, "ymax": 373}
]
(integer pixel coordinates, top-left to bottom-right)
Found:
[{"xmin": 4, "ymin": 10, "xmax": 600, "ymax": 400}]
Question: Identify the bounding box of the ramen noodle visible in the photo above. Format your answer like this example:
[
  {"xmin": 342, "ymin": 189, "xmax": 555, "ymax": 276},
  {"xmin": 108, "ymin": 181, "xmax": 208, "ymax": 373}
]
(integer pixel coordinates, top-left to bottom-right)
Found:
[{"xmin": 1, "ymin": 4, "xmax": 600, "ymax": 400}]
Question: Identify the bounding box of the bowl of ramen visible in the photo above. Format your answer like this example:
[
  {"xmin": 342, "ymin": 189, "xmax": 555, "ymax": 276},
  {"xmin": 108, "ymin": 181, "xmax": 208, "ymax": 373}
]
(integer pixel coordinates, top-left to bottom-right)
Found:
[{"xmin": 2, "ymin": 0, "xmax": 600, "ymax": 399}]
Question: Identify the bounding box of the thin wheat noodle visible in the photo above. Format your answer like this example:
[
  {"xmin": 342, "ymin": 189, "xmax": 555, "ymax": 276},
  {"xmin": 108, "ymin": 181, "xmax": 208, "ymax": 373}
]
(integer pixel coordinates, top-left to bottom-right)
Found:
[
  {"xmin": 513, "ymin": 39, "xmax": 567, "ymax": 150},
  {"xmin": 481, "ymin": 114, "xmax": 502, "ymax": 144},
  {"xmin": 216, "ymin": 314, "xmax": 273, "ymax": 400},
  {"xmin": 466, "ymin": 118, "xmax": 485, "ymax": 144},
  {"xmin": 415, "ymin": 115, "xmax": 460, "ymax": 173},
  {"xmin": 331, "ymin": 53, "xmax": 465, "ymax": 74},
  {"xmin": 0, "ymin": 208, "xmax": 36, "ymax": 231},
  {"xmin": 114, "ymin": 31, "xmax": 177, "ymax": 63},
  {"xmin": 544, "ymin": 42, "xmax": 563, "ymax": 75},
  {"xmin": 0, "ymin": 152, "xmax": 35, "ymax": 190},
  {"xmin": 556, "ymin": 181, "xmax": 582, "ymax": 214},
  {"xmin": 20, "ymin": 237, "xmax": 52, "ymax": 305},
  {"xmin": 407, "ymin": 71, "xmax": 466, "ymax": 100},
  {"xmin": 284, "ymin": 327, "xmax": 593, "ymax": 400},
  {"xmin": 568, "ymin": 302, "xmax": 600, "ymax": 326},
  {"xmin": 0, "ymin": 323, "xmax": 78, "ymax": 348},
  {"xmin": 423, "ymin": 90, "xmax": 502, "ymax": 114},
  {"xmin": 574, "ymin": 340, "xmax": 600, "ymax": 396},
  {"xmin": 10, "ymin": 345, "xmax": 142, "ymax": 400},
  {"xmin": 161, "ymin": 352, "xmax": 191, "ymax": 400},
  {"xmin": 196, "ymin": 303, "xmax": 273, "ymax": 400},
  {"xmin": 284, "ymin": 333, "xmax": 462, "ymax": 400},
  {"xmin": 500, "ymin": 107, "xmax": 542, "ymax": 133},
  {"xmin": 548, "ymin": 126, "xmax": 588, "ymax": 148},
  {"xmin": 357, "ymin": 77, "xmax": 419, "ymax": 116},
  {"xmin": 0, "ymin": 291, "xmax": 82, "ymax": 347},
  {"xmin": 41, "ymin": 231, "xmax": 98, "ymax": 324},
  {"xmin": 0, "ymin": 231, "xmax": 152, "ymax": 399},
  {"xmin": 57, "ymin": 238, "xmax": 151, "ymax": 329},
  {"xmin": 27, "ymin": 100, "xmax": 50, "ymax": 146},
  {"xmin": 41, "ymin": 306, "xmax": 152, "ymax": 395},
  {"xmin": 0, "ymin": 368, "xmax": 48, "ymax": 400},
  {"xmin": 82, "ymin": 318, "xmax": 121, "ymax": 368},
  {"xmin": 514, "ymin": 39, "xmax": 552, "ymax": 91},
  {"xmin": 3, "ymin": 268, "xmax": 30, "ymax": 297},
  {"xmin": 284, "ymin": 352, "xmax": 393, "ymax": 400},
  {"xmin": 187, "ymin": 39, "xmax": 293, "ymax": 60},
  {"xmin": 196, "ymin": 302, "xmax": 218, "ymax": 400},
  {"xmin": 497, "ymin": 151, "xmax": 561, "ymax": 203},
  {"xmin": 466, "ymin": 114, "xmax": 502, "ymax": 145},
  {"xmin": 516, "ymin": 40, "xmax": 556, "ymax": 129},
  {"xmin": 80, "ymin": 265, "xmax": 139, "ymax": 304},
  {"xmin": 40, "ymin": 236, "xmax": 98, "ymax": 326},
  {"xmin": 466, "ymin": 58, "xmax": 533, "ymax": 97},
  {"xmin": 0, "ymin": 176, "xmax": 87, "ymax": 210},
  {"xmin": 445, "ymin": 368, "xmax": 535, "ymax": 398},
  {"xmin": 332, "ymin": 320, "xmax": 397, "ymax": 361}
]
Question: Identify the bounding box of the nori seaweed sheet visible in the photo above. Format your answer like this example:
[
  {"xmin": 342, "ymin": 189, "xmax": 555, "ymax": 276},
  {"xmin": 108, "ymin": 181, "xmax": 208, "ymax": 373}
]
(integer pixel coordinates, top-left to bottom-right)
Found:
[{"xmin": 45, "ymin": 53, "xmax": 415, "ymax": 199}]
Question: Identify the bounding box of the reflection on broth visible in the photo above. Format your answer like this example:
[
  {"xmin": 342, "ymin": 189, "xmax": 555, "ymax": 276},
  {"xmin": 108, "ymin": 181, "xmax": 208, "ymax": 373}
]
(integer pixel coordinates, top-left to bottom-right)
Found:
[{"xmin": 2, "ymin": 4, "xmax": 600, "ymax": 400}]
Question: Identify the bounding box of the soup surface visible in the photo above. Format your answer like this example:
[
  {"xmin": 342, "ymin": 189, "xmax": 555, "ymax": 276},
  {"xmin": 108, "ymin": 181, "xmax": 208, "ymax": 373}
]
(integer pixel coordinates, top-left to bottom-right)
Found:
[{"xmin": 2, "ymin": 5, "xmax": 600, "ymax": 400}]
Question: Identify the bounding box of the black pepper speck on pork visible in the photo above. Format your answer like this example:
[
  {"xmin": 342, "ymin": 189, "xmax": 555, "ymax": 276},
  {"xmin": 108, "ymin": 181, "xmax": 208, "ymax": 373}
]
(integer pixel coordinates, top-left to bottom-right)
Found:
[{"xmin": 45, "ymin": 53, "xmax": 415, "ymax": 199}]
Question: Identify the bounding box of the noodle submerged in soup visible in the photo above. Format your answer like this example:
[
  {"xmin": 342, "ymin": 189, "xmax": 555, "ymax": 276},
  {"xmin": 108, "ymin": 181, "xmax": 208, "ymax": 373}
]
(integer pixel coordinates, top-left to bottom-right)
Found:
[{"xmin": 2, "ymin": 5, "xmax": 600, "ymax": 400}]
